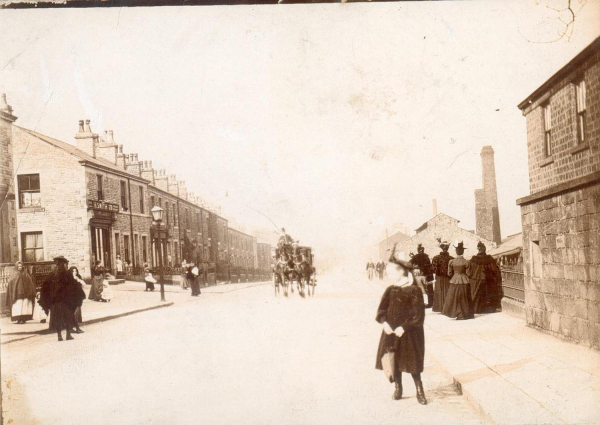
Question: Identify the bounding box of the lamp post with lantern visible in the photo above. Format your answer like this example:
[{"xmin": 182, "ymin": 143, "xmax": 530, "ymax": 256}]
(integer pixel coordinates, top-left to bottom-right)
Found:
[{"xmin": 151, "ymin": 205, "xmax": 168, "ymax": 302}]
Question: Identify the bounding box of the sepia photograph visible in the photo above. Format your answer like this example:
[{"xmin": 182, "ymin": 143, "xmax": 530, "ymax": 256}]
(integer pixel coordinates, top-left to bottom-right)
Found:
[{"xmin": 0, "ymin": 0, "xmax": 599, "ymax": 423}]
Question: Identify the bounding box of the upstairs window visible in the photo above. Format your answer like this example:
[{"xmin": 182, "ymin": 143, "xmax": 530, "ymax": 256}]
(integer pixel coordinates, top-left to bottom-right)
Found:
[
  {"xmin": 139, "ymin": 186, "xmax": 145, "ymax": 213},
  {"xmin": 173, "ymin": 204, "xmax": 177, "ymax": 227},
  {"xmin": 17, "ymin": 174, "xmax": 41, "ymax": 208},
  {"xmin": 150, "ymin": 196, "xmax": 155, "ymax": 208},
  {"xmin": 165, "ymin": 202, "xmax": 170, "ymax": 226},
  {"xmin": 97, "ymin": 175, "xmax": 104, "ymax": 200},
  {"xmin": 576, "ymin": 79, "xmax": 586, "ymax": 145},
  {"xmin": 543, "ymin": 104, "xmax": 552, "ymax": 157},
  {"xmin": 120, "ymin": 181, "xmax": 128, "ymax": 211}
]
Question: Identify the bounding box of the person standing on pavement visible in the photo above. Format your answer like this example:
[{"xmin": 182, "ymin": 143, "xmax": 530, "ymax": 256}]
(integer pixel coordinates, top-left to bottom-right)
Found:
[
  {"xmin": 116, "ymin": 255, "xmax": 124, "ymax": 277},
  {"xmin": 144, "ymin": 263, "xmax": 156, "ymax": 291},
  {"xmin": 431, "ymin": 240, "xmax": 453, "ymax": 313},
  {"xmin": 188, "ymin": 263, "xmax": 201, "ymax": 297},
  {"xmin": 409, "ymin": 244, "xmax": 434, "ymax": 308},
  {"xmin": 88, "ymin": 261, "xmax": 105, "ymax": 301},
  {"xmin": 441, "ymin": 242, "xmax": 474, "ymax": 320},
  {"xmin": 469, "ymin": 241, "xmax": 503, "ymax": 314},
  {"xmin": 182, "ymin": 262, "xmax": 192, "ymax": 290},
  {"xmin": 5, "ymin": 261, "xmax": 36, "ymax": 324},
  {"xmin": 39, "ymin": 256, "xmax": 80, "ymax": 341},
  {"xmin": 375, "ymin": 245, "xmax": 427, "ymax": 405},
  {"xmin": 68, "ymin": 266, "xmax": 86, "ymax": 333}
]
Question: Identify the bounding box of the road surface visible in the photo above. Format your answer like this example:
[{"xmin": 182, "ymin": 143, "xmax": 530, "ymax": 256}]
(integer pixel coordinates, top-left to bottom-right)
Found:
[{"xmin": 2, "ymin": 271, "xmax": 488, "ymax": 425}]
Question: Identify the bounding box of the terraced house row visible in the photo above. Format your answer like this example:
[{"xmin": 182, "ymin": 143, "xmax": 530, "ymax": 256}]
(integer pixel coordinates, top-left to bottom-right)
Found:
[{"xmin": 0, "ymin": 100, "xmax": 273, "ymax": 283}]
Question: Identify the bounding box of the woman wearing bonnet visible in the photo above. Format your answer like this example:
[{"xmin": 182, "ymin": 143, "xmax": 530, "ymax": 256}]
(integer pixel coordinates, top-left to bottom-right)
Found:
[{"xmin": 375, "ymin": 244, "xmax": 427, "ymax": 405}]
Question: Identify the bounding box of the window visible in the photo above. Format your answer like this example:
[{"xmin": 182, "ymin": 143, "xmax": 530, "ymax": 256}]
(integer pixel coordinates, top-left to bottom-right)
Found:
[
  {"xmin": 576, "ymin": 79, "xmax": 586, "ymax": 145},
  {"xmin": 139, "ymin": 187, "xmax": 145, "ymax": 213},
  {"xmin": 123, "ymin": 235, "xmax": 130, "ymax": 264},
  {"xmin": 17, "ymin": 174, "xmax": 41, "ymax": 208},
  {"xmin": 142, "ymin": 236, "xmax": 148, "ymax": 263},
  {"xmin": 543, "ymin": 104, "xmax": 552, "ymax": 157},
  {"xmin": 120, "ymin": 181, "xmax": 128, "ymax": 211},
  {"xmin": 21, "ymin": 232, "xmax": 43, "ymax": 262},
  {"xmin": 165, "ymin": 202, "xmax": 170, "ymax": 226},
  {"xmin": 134, "ymin": 235, "xmax": 139, "ymax": 266},
  {"xmin": 173, "ymin": 204, "xmax": 177, "ymax": 226},
  {"xmin": 97, "ymin": 175, "xmax": 104, "ymax": 200},
  {"xmin": 186, "ymin": 209, "xmax": 190, "ymax": 229},
  {"xmin": 159, "ymin": 197, "xmax": 162, "ymax": 207},
  {"xmin": 115, "ymin": 233, "xmax": 121, "ymax": 257},
  {"xmin": 530, "ymin": 240, "xmax": 542, "ymax": 278},
  {"xmin": 150, "ymin": 196, "xmax": 155, "ymax": 208},
  {"xmin": 174, "ymin": 241, "xmax": 179, "ymax": 264}
]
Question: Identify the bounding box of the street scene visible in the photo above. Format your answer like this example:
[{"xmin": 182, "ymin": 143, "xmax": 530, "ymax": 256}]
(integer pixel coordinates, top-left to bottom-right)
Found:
[{"xmin": 1, "ymin": 1, "xmax": 600, "ymax": 424}]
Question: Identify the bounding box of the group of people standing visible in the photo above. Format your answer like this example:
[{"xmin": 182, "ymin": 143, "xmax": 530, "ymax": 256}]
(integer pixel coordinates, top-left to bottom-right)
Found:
[
  {"xmin": 366, "ymin": 260, "xmax": 385, "ymax": 280},
  {"xmin": 411, "ymin": 240, "xmax": 503, "ymax": 320}
]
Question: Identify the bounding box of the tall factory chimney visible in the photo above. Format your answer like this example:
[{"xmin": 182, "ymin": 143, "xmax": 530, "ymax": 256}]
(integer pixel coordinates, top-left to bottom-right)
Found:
[
  {"xmin": 432, "ymin": 199, "xmax": 438, "ymax": 217},
  {"xmin": 475, "ymin": 146, "xmax": 501, "ymax": 244}
]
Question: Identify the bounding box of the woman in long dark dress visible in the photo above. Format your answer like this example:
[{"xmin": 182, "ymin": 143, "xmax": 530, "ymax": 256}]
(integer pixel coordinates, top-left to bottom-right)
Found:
[
  {"xmin": 469, "ymin": 241, "xmax": 503, "ymax": 313},
  {"xmin": 88, "ymin": 261, "xmax": 105, "ymax": 301},
  {"xmin": 188, "ymin": 264, "xmax": 201, "ymax": 297},
  {"xmin": 39, "ymin": 256, "xmax": 79, "ymax": 341},
  {"xmin": 375, "ymin": 248, "xmax": 427, "ymax": 404},
  {"xmin": 431, "ymin": 240, "xmax": 453, "ymax": 313},
  {"xmin": 441, "ymin": 242, "xmax": 474, "ymax": 320},
  {"xmin": 5, "ymin": 261, "xmax": 36, "ymax": 324},
  {"xmin": 68, "ymin": 266, "xmax": 87, "ymax": 333}
]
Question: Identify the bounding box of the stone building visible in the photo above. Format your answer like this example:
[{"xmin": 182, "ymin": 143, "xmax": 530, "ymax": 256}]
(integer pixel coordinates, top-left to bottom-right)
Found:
[
  {"xmin": 377, "ymin": 230, "xmax": 409, "ymax": 261},
  {"xmin": 227, "ymin": 227, "xmax": 256, "ymax": 282},
  {"xmin": 516, "ymin": 36, "xmax": 600, "ymax": 349},
  {"xmin": 209, "ymin": 213, "xmax": 229, "ymax": 280},
  {"xmin": 257, "ymin": 242, "xmax": 272, "ymax": 277},
  {"xmin": 394, "ymin": 213, "xmax": 496, "ymax": 261},
  {"xmin": 0, "ymin": 94, "xmax": 18, "ymax": 264},
  {"xmin": 475, "ymin": 146, "xmax": 502, "ymax": 244},
  {"xmin": 11, "ymin": 121, "xmax": 152, "ymax": 278}
]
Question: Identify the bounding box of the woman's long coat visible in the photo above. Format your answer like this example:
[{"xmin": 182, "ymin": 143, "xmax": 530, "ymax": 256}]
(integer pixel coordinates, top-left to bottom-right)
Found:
[{"xmin": 375, "ymin": 284, "xmax": 425, "ymax": 374}]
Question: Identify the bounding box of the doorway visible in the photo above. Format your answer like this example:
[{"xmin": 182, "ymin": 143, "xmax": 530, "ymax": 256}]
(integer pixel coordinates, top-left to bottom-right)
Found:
[{"xmin": 91, "ymin": 226, "xmax": 112, "ymax": 271}]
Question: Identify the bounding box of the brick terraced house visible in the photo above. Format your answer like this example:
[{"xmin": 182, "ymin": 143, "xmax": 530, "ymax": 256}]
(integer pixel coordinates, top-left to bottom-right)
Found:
[{"xmin": 517, "ymin": 36, "xmax": 600, "ymax": 349}]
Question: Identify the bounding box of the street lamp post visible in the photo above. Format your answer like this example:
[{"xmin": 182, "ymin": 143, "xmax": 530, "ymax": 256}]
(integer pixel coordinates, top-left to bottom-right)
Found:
[{"xmin": 151, "ymin": 206, "xmax": 168, "ymax": 302}]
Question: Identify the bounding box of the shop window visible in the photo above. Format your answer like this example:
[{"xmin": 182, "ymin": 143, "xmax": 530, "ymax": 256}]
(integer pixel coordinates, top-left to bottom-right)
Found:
[
  {"xmin": 17, "ymin": 174, "xmax": 41, "ymax": 208},
  {"xmin": 21, "ymin": 232, "xmax": 44, "ymax": 262}
]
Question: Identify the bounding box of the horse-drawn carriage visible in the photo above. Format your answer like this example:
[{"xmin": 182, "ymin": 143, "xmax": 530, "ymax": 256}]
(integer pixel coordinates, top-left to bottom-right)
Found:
[{"xmin": 272, "ymin": 239, "xmax": 316, "ymax": 298}]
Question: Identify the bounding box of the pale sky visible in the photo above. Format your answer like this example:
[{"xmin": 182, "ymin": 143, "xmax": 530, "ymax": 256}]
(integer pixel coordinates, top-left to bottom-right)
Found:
[{"xmin": 1, "ymin": 0, "xmax": 599, "ymax": 269}]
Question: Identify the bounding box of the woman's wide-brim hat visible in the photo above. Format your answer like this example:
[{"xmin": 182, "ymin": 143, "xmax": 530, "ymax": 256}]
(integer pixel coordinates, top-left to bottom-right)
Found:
[
  {"xmin": 53, "ymin": 255, "xmax": 69, "ymax": 263},
  {"xmin": 439, "ymin": 240, "xmax": 450, "ymax": 247},
  {"xmin": 453, "ymin": 241, "xmax": 466, "ymax": 250}
]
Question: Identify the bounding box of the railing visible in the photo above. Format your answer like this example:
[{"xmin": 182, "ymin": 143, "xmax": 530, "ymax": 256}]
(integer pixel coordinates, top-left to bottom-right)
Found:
[{"xmin": 497, "ymin": 255, "xmax": 525, "ymax": 303}]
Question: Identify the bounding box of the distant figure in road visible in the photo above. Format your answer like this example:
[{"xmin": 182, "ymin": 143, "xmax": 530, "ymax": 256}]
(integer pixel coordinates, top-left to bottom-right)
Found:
[
  {"xmin": 375, "ymin": 260, "xmax": 384, "ymax": 280},
  {"xmin": 88, "ymin": 261, "xmax": 106, "ymax": 301},
  {"xmin": 144, "ymin": 263, "xmax": 156, "ymax": 291},
  {"xmin": 366, "ymin": 260, "xmax": 375, "ymax": 280},
  {"xmin": 39, "ymin": 256, "xmax": 80, "ymax": 341},
  {"xmin": 409, "ymin": 244, "xmax": 434, "ymax": 308},
  {"xmin": 469, "ymin": 242, "xmax": 503, "ymax": 314},
  {"xmin": 431, "ymin": 239, "xmax": 453, "ymax": 313},
  {"xmin": 5, "ymin": 261, "xmax": 36, "ymax": 324},
  {"xmin": 116, "ymin": 255, "xmax": 124, "ymax": 277},
  {"xmin": 442, "ymin": 242, "xmax": 474, "ymax": 320},
  {"xmin": 188, "ymin": 263, "xmax": 201, "ymax": 297},
  {"xmin": 375, "ymin": 247, "xmax": 427, "ymax": 405},
  {"xmin": 181, "ymin": 262, "xmax": 191, "ymax": 290},
  {"xmin": 68, "ymin": 266, "xmax": 86, "ymax": 334}
]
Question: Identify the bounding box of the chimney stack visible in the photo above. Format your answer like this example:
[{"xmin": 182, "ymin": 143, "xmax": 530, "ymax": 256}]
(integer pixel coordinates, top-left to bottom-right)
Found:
[
  {"xmin": 97, "ymin": 129, "xmax": 118, "ymax": 165},
  {"xmin": 141, "ymin": 160, "xmax": 155, "ymax": 184},
  {"xmin": 75, "ymin": 119, "xmax": 98, "ymax": 158},
  {"xmin": 168, "ymin": 174, "xmax": 179, "ymax": 196},
  {"xmin": 125, "ymin": 152, "xmax": 142, "ymax": 176},
  {"xmin": 432, "ymin": 199, "xmax": 438, "ymax": 217},
  {"xmin": 155, "ymin": 169, "xmax": 168, "ymax": 191},
  {"xmin": 475, "ymin": 146, "xmax": 501, "ymax": 244}
]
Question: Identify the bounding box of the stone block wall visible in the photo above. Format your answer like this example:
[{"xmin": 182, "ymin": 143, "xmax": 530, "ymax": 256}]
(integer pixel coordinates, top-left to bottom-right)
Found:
[
  {"xmin": 520, "ymin": 183, "xmax": 600, "ymax": 349},
  {"xmin": 0, "ymin": 118, "xmax": 18, "ymax": 263}
]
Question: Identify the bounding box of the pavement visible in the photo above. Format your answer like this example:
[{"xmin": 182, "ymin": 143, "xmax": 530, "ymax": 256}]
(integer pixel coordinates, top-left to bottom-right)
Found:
[
  {"xmin": 0, "ymin": 280, "xmax": 270, "ymax": 344},
  {"xmin": 1, "ymin": 271, "xmax": 599, "ymax": 424}
]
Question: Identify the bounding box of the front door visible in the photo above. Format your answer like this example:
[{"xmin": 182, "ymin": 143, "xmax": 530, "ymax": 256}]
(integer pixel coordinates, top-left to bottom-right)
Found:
[{"xmin": 91, "ymin": 227, "xmax": 112, "ymax": 271}]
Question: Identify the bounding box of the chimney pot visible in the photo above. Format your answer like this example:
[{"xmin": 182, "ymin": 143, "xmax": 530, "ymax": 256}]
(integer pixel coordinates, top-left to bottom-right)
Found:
[
  {"xmin": 84, "ymin": 120, "xmax": 91, "ymax": 132},
  {"xmin": 78, "ymin": 120, "xmax": 84, "ymax": 133}
]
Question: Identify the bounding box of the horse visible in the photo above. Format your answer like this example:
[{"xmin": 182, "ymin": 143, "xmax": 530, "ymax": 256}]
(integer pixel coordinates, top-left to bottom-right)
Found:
[
  {"xmin": 296, "ymin": 260, "xmax": 314, "ymax": 297},
  {"xmin": 273, "ymin": 258, "xmax": 289, "ymax": 297}
]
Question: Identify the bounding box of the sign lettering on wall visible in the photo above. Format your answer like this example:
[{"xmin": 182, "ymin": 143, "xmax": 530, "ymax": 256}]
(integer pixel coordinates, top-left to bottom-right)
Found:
[{"xmin": 87, "ymin": 200, "xmax": 119, "ymax": 212}]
